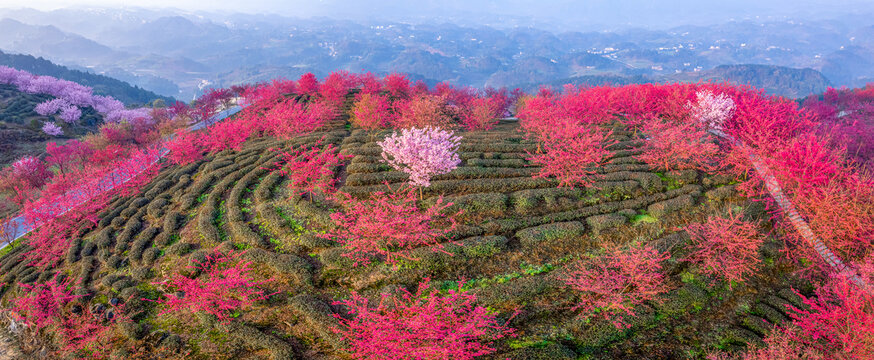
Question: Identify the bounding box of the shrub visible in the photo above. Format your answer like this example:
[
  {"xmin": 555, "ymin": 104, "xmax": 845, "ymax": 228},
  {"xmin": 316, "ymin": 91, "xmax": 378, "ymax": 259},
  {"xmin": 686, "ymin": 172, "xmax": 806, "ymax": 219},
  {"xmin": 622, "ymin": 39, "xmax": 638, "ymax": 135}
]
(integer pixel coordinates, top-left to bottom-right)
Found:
[
  {"xmin": 333, "ymin": 278, "xmax": 516, "ymax": 359},
  {"xmin": 323, "ymin": 187, "xmax": 460, "ymax": 267},
  {"xmin": 378, "ymin": 127, "xmax": 462, "ymax": 187},
  {"xmin": 562, "ymin": 244, "xmax": 670, "ymax": 329},
  {"xmin": 684, "ymin": 209, "xmax": 765, "ymax": 285}
]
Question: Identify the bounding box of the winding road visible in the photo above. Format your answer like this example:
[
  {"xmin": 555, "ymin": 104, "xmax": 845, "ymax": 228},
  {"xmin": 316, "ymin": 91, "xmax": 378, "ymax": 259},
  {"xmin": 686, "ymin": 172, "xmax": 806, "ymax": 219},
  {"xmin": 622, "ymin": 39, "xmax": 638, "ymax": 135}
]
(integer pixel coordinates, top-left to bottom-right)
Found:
[{"xmin": 0, "ymin": 105, "xmax": 243, "ymax": 251}]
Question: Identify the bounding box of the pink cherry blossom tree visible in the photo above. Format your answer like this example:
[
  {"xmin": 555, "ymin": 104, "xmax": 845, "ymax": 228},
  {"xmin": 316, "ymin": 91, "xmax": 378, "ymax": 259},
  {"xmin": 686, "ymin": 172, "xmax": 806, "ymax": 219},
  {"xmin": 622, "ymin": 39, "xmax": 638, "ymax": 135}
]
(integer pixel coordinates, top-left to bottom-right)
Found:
[
  {"xmin": 688, "ymin": 90, "xmax": 735, "ymax": 132},
  {"xmin": 378, "ymin": 126, "xmax": 461, "ymax": 188}
]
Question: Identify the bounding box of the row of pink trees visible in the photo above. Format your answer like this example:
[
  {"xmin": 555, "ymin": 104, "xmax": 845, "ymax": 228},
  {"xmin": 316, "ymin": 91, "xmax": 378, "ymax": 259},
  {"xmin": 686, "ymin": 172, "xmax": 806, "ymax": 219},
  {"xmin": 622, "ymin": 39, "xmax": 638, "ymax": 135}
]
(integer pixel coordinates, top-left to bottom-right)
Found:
[{"xmin": 0, "ymin": 66, "xmax": 157, "ymax": 135}]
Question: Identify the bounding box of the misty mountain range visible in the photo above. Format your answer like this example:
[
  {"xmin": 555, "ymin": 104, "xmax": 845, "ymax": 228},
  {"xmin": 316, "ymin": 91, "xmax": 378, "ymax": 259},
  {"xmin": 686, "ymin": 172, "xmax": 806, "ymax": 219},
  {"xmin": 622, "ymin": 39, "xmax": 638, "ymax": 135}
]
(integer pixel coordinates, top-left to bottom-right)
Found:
[{"xmin": 0, "ymin": 7, "xmax": 872, "ymax": 100}]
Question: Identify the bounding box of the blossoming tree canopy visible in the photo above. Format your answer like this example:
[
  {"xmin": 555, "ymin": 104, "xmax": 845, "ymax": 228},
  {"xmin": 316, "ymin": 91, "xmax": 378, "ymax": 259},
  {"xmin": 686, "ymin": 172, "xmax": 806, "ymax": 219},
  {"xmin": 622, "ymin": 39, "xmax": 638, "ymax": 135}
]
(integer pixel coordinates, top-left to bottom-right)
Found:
[{"xmin": 378, "ymin": 126, "xmax": 462, "ymax": 187}]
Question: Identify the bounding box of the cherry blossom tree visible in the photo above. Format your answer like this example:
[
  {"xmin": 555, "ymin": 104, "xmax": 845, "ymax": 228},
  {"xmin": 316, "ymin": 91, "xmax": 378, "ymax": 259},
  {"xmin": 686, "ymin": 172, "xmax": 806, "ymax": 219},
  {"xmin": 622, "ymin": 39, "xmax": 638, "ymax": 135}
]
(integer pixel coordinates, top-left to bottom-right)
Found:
[
  {"xmin": 323, "ymin": 187, "xmax": 460, "ymax": 267},
  {"xmin": 562, "ymin": 244, "xmax": 670, "ymax": 329},
  {"xmin": 688, "ymin": 90, "xmax": 735, "ymax": 131},
  {"xmin": 42, "ymin": 122, "xmax": 64, "ymax": 136},
  {"xmin": 153, "ymin": 251, "xmax": 274, "ymax": 323},
  {"xmin": 334, "ymin": 278, "xmax": 516, "ymax": 360},
  {"xmin": 378, "ymin": 126, "xmax": 462, "ymax": 188},
  {"xmin": 684, "ymin": 209, "xmax": 765, "ymax": 286}
]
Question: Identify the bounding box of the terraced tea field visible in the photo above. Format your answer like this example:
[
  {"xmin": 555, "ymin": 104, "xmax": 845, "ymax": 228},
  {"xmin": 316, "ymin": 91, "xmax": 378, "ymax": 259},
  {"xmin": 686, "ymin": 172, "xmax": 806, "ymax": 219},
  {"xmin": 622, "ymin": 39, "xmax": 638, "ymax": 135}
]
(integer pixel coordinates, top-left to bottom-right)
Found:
[{"xmin": 0, "ymin": 96, "xmax": 814, "ymax": 359}]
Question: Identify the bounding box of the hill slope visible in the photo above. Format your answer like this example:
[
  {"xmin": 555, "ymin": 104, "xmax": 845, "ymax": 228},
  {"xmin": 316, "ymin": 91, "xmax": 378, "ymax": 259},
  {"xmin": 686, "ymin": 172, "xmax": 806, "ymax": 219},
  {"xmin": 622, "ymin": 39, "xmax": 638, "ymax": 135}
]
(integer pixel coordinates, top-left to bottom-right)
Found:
[
  {"xmin": 0, "ymin": 84, "xmax": 104, "ymax": 166},
  {"xmin": 0, "ymin": 50, "xmax": 175, "ymax": 106},
  {"xmin": 0, "ymin": 93, "xmax": 812, "ymax": 359}
]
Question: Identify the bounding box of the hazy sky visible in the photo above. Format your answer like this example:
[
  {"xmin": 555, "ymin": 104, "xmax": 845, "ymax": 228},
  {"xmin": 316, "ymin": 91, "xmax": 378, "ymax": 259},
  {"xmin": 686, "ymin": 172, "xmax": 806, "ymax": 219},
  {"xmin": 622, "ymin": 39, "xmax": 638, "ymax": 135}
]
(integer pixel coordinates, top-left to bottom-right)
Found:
[{"xmin": 2, "ymin": 0, "xmax": 873, "ymax": 30}]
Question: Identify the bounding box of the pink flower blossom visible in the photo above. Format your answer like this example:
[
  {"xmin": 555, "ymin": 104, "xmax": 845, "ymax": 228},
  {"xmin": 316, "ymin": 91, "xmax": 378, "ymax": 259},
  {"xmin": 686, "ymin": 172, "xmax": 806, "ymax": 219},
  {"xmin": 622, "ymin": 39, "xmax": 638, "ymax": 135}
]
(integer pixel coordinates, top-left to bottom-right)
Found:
[
  {"xmin": 334, "ymin": 278, "xmax": 516, "ymax": 359},
  {"xmin": 42, "ymin": 122, "xmax": 64, "ymax": 136},
  {"xmin": 378, "ymin": 126, "xmax": 461, "ymax": 187},
  {"xmin": 689, "ymin": 90, "xmax": 735, "ymax": 131}
]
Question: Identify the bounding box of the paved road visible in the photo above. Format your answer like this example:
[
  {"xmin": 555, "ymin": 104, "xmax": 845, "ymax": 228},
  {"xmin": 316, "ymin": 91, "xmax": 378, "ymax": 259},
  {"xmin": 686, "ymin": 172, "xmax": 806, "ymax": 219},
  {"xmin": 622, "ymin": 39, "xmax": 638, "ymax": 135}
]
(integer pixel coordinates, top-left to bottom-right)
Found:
[{"xmin": 0, "ymin": 105, "xmax": 243, "ymax": 251}]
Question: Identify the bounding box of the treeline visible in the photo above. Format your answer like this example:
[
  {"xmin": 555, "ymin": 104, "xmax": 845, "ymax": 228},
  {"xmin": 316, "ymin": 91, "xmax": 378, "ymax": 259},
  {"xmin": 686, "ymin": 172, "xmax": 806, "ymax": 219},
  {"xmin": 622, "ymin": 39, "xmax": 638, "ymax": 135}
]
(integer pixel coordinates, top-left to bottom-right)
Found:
[{"xmin": 0, "ymin": 50, "xmax": 175, "ymax": 106}]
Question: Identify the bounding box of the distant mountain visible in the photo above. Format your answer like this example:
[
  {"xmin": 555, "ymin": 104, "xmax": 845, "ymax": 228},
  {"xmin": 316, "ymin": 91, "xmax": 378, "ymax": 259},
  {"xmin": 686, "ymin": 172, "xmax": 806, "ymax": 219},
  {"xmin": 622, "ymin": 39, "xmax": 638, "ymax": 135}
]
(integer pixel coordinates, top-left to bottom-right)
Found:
[
  {"xmin": 0, "ymin": 51, "xmax": 175, "ymax": 105},
  {"xmin": 518, "ymin": 65, "xmax": 830, "ymax": 98},
  {"xmin": 0, "ymin": 18, "xmax": 187, "ymax": 98},
  {"xmin": 0, "ymin": 7, "xmax": 871, "ymax": 98}
]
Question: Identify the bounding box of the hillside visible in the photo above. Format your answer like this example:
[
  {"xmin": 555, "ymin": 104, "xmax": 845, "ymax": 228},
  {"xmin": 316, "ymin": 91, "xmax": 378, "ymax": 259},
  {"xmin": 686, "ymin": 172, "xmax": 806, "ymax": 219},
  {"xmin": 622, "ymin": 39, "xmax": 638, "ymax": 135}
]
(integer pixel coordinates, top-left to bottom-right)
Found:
[
  {"xmin": 0, "ymin": 85, "xmax": 845, "ymax": 359},
  {"xmin": 0, "ymin": 84, "xmax": 102, "ymax": 166},
  {"xmin": 0, "ymin": 50, "xmax": 175, "ymax": 106}
]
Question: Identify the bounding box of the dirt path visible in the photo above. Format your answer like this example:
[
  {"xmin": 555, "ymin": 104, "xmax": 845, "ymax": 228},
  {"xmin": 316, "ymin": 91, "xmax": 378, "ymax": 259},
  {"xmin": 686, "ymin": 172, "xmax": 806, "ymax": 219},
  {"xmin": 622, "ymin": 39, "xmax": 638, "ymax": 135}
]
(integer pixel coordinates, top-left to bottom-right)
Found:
[{"xmin": 0, "ymin": 331, "xmax": 23, "ymax": 360}]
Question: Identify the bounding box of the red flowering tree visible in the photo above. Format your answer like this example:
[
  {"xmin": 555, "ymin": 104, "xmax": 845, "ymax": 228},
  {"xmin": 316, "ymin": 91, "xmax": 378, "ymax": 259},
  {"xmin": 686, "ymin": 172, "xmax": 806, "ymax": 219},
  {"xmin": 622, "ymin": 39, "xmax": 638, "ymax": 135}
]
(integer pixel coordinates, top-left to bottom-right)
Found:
[
  {"xmin": 12, "ymin": 274, "xmax": 118, "ymax": 357},
  {"xmin": 383, "ymin": 73, "xmax": 412, "ymax": 99},
  {"xmin": 153, "ymin": 251, "xmax": 274, "ymax": 323},
  {"xmin": 459, "ymin": 97, "xmax": 501, "ymax": 131},
  {"xmin": 320, "ymin": 70, "xmax": 357, "ymax": 106},
  {"xmin": 165, "ymin": 129, "xmax": 207, "ymax": 166},
  {"xmin": 788, "ymin": 271, "xmax": 874, "ymax": 359},
  {"xmin": 562, "ymin": 244, "xmax": 670, "ymax": 329},
  {"xmin": 260, "ymin": 98, "xmax": 334, "ymax": 139},
  {"xmin": 12, "ymin": 274, "xmax": 79, "ymax": 330},
  {"xmin": 394, "ymin": 95, "xmax": 455, "ymax": 129},
  {"xmin": 527, "ymin": 122, "xmax": 616, "ymax": 188},
  {"xmin": 516, "ymin": 95, "xmax": 561, "ymax": 144},
  {"xmin": 333, "ymin": 278, "xmax": 516, "ymax": 360},
  {"xmin": 202, "ymin": 118, "xmax": 252, "ymax": 153},
  {"xmin": 45, "ymin": 140, "xmax": 93, "ymax": 176},
  {"xmin": 297, "ymin": 73, "xmax": 320, "ymax": 96},
  {"xmin": 350, "ymin": 93, "xmax": 395, "ymax": 132},
  {"xmin": 272, "ymin": 143, "xmax": 350, "ymax": 199},
  {"xmin": 8, "ymin": 156, "xmax": 51, "ymax": 190},
  {"xmin": 635, "ymin": 118, "xmax": 720, "ymax": 172},
  {"xmin": 323, "ymin": 187, "xmax": 460, "ymax": 267},
  {"xmin": 684, "ymin": 209, "xmax": 765, "ymax": 286}
]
